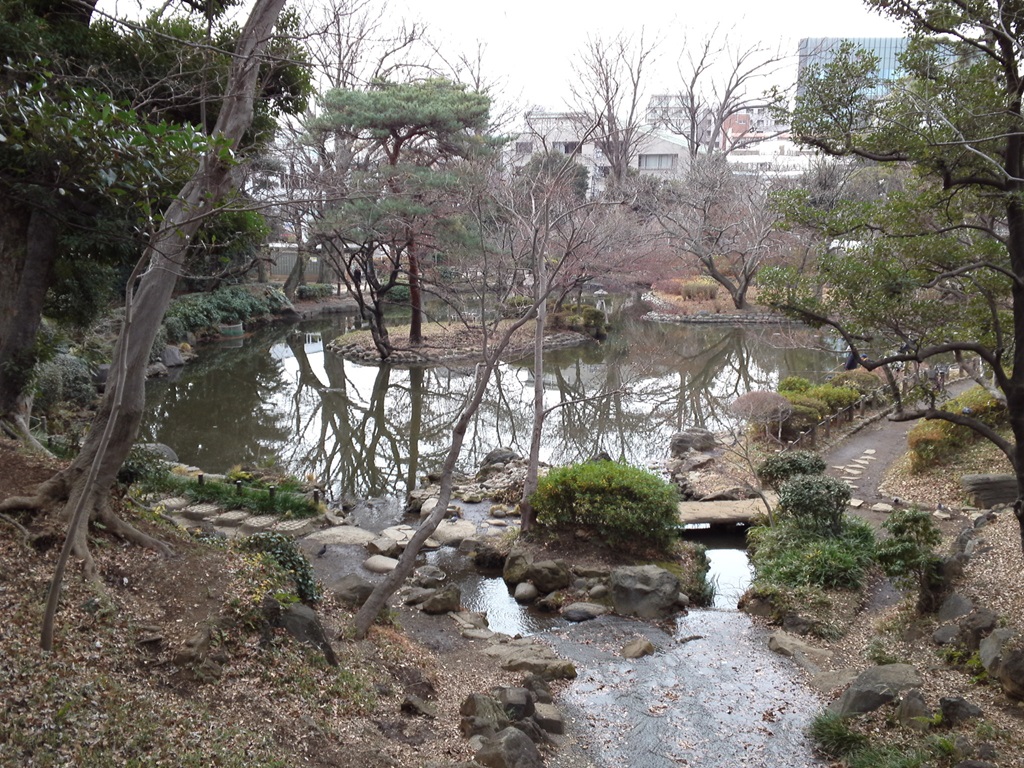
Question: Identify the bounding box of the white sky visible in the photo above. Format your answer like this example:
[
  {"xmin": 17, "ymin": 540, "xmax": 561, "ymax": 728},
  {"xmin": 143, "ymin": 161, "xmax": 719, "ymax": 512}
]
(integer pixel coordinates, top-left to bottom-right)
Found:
[{"xmin": 392, "ymin": 0, "xmax": 907, "ymax": 111}]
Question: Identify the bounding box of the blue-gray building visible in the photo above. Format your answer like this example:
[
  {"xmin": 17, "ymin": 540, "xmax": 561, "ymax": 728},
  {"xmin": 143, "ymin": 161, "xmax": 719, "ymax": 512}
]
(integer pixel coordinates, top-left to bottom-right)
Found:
[{"xmin": 797, "ymin": 37, "xmax": 909, "ymax": 97}]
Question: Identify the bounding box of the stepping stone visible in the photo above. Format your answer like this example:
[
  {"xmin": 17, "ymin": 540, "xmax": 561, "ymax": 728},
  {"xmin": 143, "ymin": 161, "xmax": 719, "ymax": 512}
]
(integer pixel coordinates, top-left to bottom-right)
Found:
[
  {"xmin": 852, "ymin": 458, "xmax": 871, "ymax": 466},
  {"xmin": 213, "ymin": 509, "xmax": 250, "ymax": 527},
  {"xmin": 303, "ymin": 525, "xmax": 376, "ymax": 546},
  {"xmin": 272, "ymin": 518, "xmax": 317, "ymax": 538},
  {"xmin": 860, "ymin": 456, "xmax": 876, "ymax": 461},
  {"xmin": 832, "ymin": 465, "xmax": 847, "ymax": 471},
  {"xmin": 181, "ymin": 503, "xmax": 220, "ymax": 521},
  {"xmin": 487, "ymin": 519, "xmax": 508, "ymax": 527},
  {"xmin": 844, "ymin": 468, "xmax": 863, "ymax": 476},
  {"xmin": 849, "ymin": 499, "xmax": 864, "ymax": 508},
  {"xmin": 159, "ymin": 496, "xmax": 191, "ymax": 511},
  {"xmin": 239, "ymin": 515, "xmax": 278, "ymax": 535},
  {"xmin": 863, "ymin": 449, "xmax": 876, "ymax": 454},
  {"xmin": 363, "ymin": 554, "xmax": 400, "ymax": 573},
  {"xmin": 870, "ymin": 503, "xmax": 894, "ymax": 513}
]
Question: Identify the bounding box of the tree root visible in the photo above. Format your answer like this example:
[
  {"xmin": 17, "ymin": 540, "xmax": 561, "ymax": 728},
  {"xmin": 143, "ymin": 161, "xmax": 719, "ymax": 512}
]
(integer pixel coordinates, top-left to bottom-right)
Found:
[
  {"xmin": 0, "ymin": 512, "xmax": 31, "ymax": 543},
  {"xmin": 96, "ymin": 504, "xmax": 174, "ymax": 557}
]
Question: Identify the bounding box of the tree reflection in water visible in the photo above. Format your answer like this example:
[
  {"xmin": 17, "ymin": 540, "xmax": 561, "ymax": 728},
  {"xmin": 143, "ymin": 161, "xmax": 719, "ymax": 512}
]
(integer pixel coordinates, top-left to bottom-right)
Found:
[{"xmin": 141, "ymin": 312, "xmax": 837, "ymax": 503}]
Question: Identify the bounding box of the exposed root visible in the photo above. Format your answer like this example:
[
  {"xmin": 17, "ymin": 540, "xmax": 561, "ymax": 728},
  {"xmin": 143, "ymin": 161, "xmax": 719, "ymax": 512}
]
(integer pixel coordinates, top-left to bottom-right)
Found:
[
  {"xmin": 96, "ymin": 504, "xmax": 175, "ymax": 558},
  {"xmin": 0, "ymin": 495, "xmax": 47, "ymax": 514},
  {"xmin": 0, "ymin": 473, "xmax": 69, "ymax": 516},
  {"xmin": 0, "ymin": 513, "xmax": 31, "ymax": 543}
]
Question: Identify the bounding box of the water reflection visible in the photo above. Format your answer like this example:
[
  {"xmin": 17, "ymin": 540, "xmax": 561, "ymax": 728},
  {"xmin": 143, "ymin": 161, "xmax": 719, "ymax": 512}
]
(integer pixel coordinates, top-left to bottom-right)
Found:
[{"xmin": 142, "ymin": 311, "xmax": 837, "ymax": 503}]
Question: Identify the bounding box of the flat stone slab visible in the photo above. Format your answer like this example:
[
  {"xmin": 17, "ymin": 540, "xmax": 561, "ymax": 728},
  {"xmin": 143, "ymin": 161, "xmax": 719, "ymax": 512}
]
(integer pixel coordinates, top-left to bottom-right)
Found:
[
  {"xmin": 863, "ymin": 449, "xmax": 876, "ymax": 454},
  {"xmin": 381, "ymin": 524, "xmax": 416, "ymax": 544},
  {"xmin": 239, "ymin": 515, "xmax": 278, "ymax": 535},
  {"xmin": 181, "ymin": 503, "xmax": 221, "ymax": 521},
  {"xmin": 159, "ymin": 497, "xmax": 191, "ymax": 512},
  {"xmin": 678, "ymin": 493, "xmax": 775, "ymax": 527},
  {"xmin": 849, "ymin": 499, "xmax": 864, "ymax": 508},
  {"xmin": 272, "ymin": 518, "xmax": 317, "ymax": 537},
  {"xmin": 843, "ymin": 468, "xmax": 863, "ymax": 476},
  {"xmin": 212, "ymin": 509, "xmax": 250, "ymax": 527},
  {"xmin": 364, "ymin": 554, "xmax": 400, "ymax": 573},
  {"xmin": 870, "ymin": 503, "xmax": 894, "ymax": 513},
  {"xmin": 303, "ymin": 525, "xmax": 377, "ymax": 546},
  {"xmin": 432, "ymin": 519, "xmax": 477, "ymax": 546}
]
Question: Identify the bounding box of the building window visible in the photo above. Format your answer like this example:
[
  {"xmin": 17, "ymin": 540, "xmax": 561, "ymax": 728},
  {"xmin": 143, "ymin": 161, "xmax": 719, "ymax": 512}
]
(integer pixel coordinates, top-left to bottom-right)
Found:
[
  {"xmin": 515, "ymin": 141, "xmax": 533, "ymax": 155},
  {"xmin": 638, "ymin": 154, "xmax": 677, "ymax": 170},
  {"xmin": 554, "ymin": 141, "xmax": 580, "ymax": 155}
]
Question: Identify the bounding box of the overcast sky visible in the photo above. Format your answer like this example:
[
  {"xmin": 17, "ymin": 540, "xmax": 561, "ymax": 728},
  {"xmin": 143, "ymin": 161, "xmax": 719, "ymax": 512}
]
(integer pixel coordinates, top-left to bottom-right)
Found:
[{"xmin": 392, "ymin": 0, "xmax": 907, "ymax": 110}]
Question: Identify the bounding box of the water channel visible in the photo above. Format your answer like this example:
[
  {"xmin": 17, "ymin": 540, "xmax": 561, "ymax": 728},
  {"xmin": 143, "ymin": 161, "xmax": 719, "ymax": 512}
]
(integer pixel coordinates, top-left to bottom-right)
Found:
[{"xmin": 142, "ymin": 306, "xmax": 834, "ymax": 766}]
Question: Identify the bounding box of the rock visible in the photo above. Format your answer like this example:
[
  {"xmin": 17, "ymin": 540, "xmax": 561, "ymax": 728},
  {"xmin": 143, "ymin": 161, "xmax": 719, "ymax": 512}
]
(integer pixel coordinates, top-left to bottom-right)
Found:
[
  {"xmin": 462, "ymin": 538, "xmax": 506, "ymax": 570},
  {"xmin": 933, "ymin": 625, "xmax": 961, "ymax": 646},
  {"xmin": 979, "ymin": 627, "xmax": 1018, "ymax": 674},
  {"xmin": 767, "ymin": 630, "xmax": 833, "ymax": 671},
  {"xmin": 367, "ymin": 536, "xmax": 401, "ymax": 557},
  {"xmin": 896, "ymin": 689, "xmax": 931, "ymax": 731},
  {"xmin": 136, "ymin": 442, "xmax": 178, "ymax": 462},
  {"xmin": 609, "ymin": 565, "xmax": 681, "ymax": 619},
  {"xmin": 781, "ymin": 613, "xmax": 815, "ymax": 636},
  {"xmin": 363, "ymin": 555, "xmax": 400, "ymax": 573},
  {"xmin": 521, "ymin": 674, "xmax": 553, "ymax": 705},
  {"xmin": 940, "ymin": 696, "xmax": 982, "ymax": 725},
  {"xmin": 452, "ymin": 611, "xmax": 490, "ymax": 631},
  {"xmin": 522, "ymin": 559, "xmax": 571, "ymax": 593},
  {"xmin": 481, "ymin": 447, "xmax": 521, "ymax": 468},
  {"xmin": 514, "ymin": 583, "xmax": 539, "ymax": 603},
  {"xmin": 303, "ymin": 525, "xmax": 376, "ymax": 547},
  {"xmin": 413, "ymin": 565, "xmax": 447, "ymax": 589},
  {"xmin": 161, "ymin": 345, "xmax": 186, "ymax": 368},
  {"xmin": 419, "ymin": 497, "xmax": 439, "ymax": 520},
  {"xmin": 810, "ymin": 668, "xmax": 860, "ymax": 695},
  {"xmin": 561, "ymin": 602, "xmax": 609, "ymax": 622},
  {"xmin": 829, "ymin": 664, "xmax": 923, "ymax": 716},
  {"xmin": 401, "ymin": 694, "xmax": 437, "ymax": 718},
  {"xmin": 502, "ymin": 548, "xmax": 533, "ymax": 585},
  {"xmin": 333, "ymin": 574, "xmax": 375, "ymax": 607},
  {"xmin": 958, "ymin": 609, "xmax": 999, "ymax": 650},
  {"xmin": 700, "ymin": 487, "xmax": 749, "ymax": 502},
  {"xmin": 961, "ymin": 473, "xmax": 1017, "ymax": 507},
  {"xmin": 261, "ymin": 597, "xmax": 337, "ymax": 666},
  {"xmin": 622, "ymin": 637, "xmax": 656, "ymax": 659},
  {"xmin": 473, "ymin": 727, "xmax": 543, "ymax": 768},
  {"xmin": 953, "ymin": 761, "xmax": 998, "ymax": 768},
  {"xmin": 531, "ymin": 702, "xmax": 564, "ymax": 734},
  {"xmin": 433, "ymin": 519, "xmax": 477, "ymax": 546},
  {"xmin": 509, "ymin": 716, "xmax": 550, "ymax": 746},
  {"xmin": 938, "ymin": 593, "xmax": 976, "ymax": 622},
  {"xmin": 421, "ymin": 584, "xmax": 462, "ymax": 614},
  {"xmin": 403, "ymin": 587, "xmax": 436, "ymax": 605},
  {"xmin": 481, "ymin": 639, "xmax": 577, "ymax": 680},
  {"xmin": 994, "ymin": 642, "xmax": 1024, "ymax": 700},
  {"xmin": 145, "ymin": 362, "xmax": 168, "ymax": 378},
  {"xmin": 534, "ymin": 593, "xmax": 562, "ymax": 612},
  {"xmin": 494, "ymin": 687, "xmax": 534, "ymax": 720},
  {"xmin": 460, "ymin": 693, "xmax": 510, "ymax": 738},
  {"xmin": 669, "ymin": 428, "xmax": 716, "ymax": 457}
]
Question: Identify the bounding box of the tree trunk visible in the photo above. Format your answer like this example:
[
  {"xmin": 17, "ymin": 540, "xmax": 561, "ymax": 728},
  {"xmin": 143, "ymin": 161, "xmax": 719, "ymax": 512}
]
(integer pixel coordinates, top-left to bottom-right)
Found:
[
  {"xmin": 283, "ymin": 242, "xmax": 307, "ymax": 299},
  {"xmin": 520, "ymin": 251, "xmax": 548, "ymax": 532},
  {"xmin": 43, "ymin": 0, "xmax": 289, "ymax": 572},
  {"xmin": 0, "ymin": 203, "xmax": 60, "ymax": 419},
  {"xmin": 408, "ymin": 234, "xmax": 423, "ymax": 346}
]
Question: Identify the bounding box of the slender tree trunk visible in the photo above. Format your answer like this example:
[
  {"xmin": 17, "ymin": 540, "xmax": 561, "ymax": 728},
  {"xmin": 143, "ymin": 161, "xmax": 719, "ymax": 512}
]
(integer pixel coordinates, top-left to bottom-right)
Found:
[
  {"xmin": 520, "ymin": 248, "xmax": 548, "ymax": 532},
  {"xmin": 45, "ymin": 0, "xmax": 289, "ymax": 569},
  {"xmin": 408, "ymin": 233, "xmax": 423, "ymax": 345}
]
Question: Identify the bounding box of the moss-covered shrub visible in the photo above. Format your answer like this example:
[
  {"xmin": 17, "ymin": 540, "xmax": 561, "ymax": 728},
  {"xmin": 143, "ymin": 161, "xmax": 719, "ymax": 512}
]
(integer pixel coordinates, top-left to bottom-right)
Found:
[
  {"xmin": 531, "ymin": 461, "xmax": 679, "ymax": 551},
  {"xmin": 164, "ymin": 285, "xmax": 287, "ymax": 340},
  {"xmin": 236, "ymin": 532, "xmax": 321, "ymax": 604},
  {"xmin": 778, "ymin": 376, "xmax": 812, "ymax": 394},
  {"xmin": 830, "ymin": 369, "xmax": 882, "ymax": 396},
  {"xmin": 32, "ymin": 353, "xmax": 95, "ymax": 414},
  {"xmin": 777, "ymin": 474, "xmax": 851, "ymax": 536},
  {"xmin": 384, "ymin": 283, "xmax": 411, "ymax": 303},
  {"xmin": 781, "ymin": 392, "xmax": 830, "ymax": 419},
  {"xmin": 295, "ymin": 283, "xmax": 334, "ymax": 301},
  {"xmin": 756, "ymin": 450, "xmax": 826, "ymax": 491},
  {"xmin": 906, "ymin": 386, "xmax": 1007, "ymax": 471},
  {"xmin": 748, "ymin": 514, "xmax": 875, "ymax": 589},
  {"xmin": 806, "ymin": 384, "xmax": 861, "ymax": 412},
  {"xmin": 779, "ymin": 403, "xmax": 821, "ymax": 442}
]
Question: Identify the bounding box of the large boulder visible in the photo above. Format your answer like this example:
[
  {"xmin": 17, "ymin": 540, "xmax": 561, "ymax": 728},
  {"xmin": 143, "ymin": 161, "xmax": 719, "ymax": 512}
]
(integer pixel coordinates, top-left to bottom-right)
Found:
[
  {"xmin": 261, "ymin": 597, "xmax": 337, "ymax": 666},
  {"xmin": 481, "ymin": 639, "xmax": 577, "ymax": 680},
  {"xmin": 669, "ymin": 427, "xmax": 717, "ymax": 457},
  {"xmin": 829, "ymin": 664, "xmax": 923, "ymax": 716},
  {"xmin": 503, "ymin": 548, "xmax": 533, "ymax": 585},
  {"xmin": 421, "ymin": 584, "xmax": 462, "ymax": 615},
  {"xmin": 522, "ymin": 559, "xmax": 571, "ymax": 593},
  {"xmin": 482, "ymin": 447, "xmax": 521, "ymax": 469},
  {"xmin": 979, "ymin": 628, "xmax": 1018, "ymax": 674},
  {"xmin": 993, "ymin": 642, "xmax": 1024, "ymax": 700},
  {"xmin": 473, "ymin": 727, "xmax": 543, "ymax": 768},
  {"xmin": 609, "ymin": 565, "xmax": 680, "ymax": 619},
  {"xmin": 332, "ymin": 573, "xmax": 375, "ymax": 607},
  {"xmin": 460, "ymin": 693, "xmax": 510, "ymax": 738}
]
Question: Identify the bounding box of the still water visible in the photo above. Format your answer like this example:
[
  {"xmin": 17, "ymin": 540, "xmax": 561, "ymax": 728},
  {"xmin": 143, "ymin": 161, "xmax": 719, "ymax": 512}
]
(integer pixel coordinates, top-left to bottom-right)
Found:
[{"xmin": 142, "ymin": 310, "xmax": 839, "ymax": 504}]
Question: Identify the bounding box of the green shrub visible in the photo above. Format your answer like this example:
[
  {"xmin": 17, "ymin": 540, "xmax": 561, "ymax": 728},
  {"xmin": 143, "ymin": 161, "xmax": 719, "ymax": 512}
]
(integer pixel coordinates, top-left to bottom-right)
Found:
[
  {"xmin": 164, "ymin": 285, "xmax": 280, "ymax": 338},
  {"xmin": 808, "ymin": 712, "xmax": 869, "ymax": 758},
  {"xmin": 830, "ymin": 369, "xmax": 882, "ymax": 396},
  {"xmin": 777, "ymin": 474, "xmax": 852, "ymax": 536},
  {"xmin": 384, "ymin": 283, "xmax": 411, "ymax": 303},
  {"xmin": 236, "ymin": 532, "xmax": 321, "ymax": 604},
  {"xmin": 780, "ymin": 403, "xmax": 821, "ymax": 442},
  {"xmin": 782, "ymin": 392, "xmax": 830, "ymax": 419},
  {"xmin": 296, "ymin": 283, "xmax": 334, "ymax": 300},
  {"xmin": 117, "ymin": 445, "xmax": 171, "ymax": 487},
  {"xmin": 907, "ymin": 386, "xmax": 1007, "ymax": 472},
  {"xmin": 806, "ymin": 384, "xmax": 861, "ymax": 412},
  {"xmin": 778, "ymin": 376, "xmax": 812, "ymax": 394},
  {"xmin": 876, "ymin": 507, "xmax": 944, "ymax": 611},
  {"xmin": 531, "ymin": 461, "xmax": 679, "ymax": 551},
  {"xmin": 749, "ymin": 516, "xmax": 875, "ymax": 589},
  {"xmin": 756, "ymin": 451, "xmax": 826, "ymax": 491},
  {"xmin": 32, "ymin": 353, "xmax": 95, "ymax": 414}
]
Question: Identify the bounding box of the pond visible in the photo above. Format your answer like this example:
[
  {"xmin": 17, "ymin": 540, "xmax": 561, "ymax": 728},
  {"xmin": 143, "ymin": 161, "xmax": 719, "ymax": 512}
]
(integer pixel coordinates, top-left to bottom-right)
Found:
[{"xmin": 141, "ymin": 306, "xmax": 841, "ymax": 504}]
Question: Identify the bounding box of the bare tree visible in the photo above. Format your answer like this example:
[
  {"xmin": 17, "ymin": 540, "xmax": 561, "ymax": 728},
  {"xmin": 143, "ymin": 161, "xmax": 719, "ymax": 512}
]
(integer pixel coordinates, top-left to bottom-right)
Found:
[
  {"xmin": 568, "ymin": 30, "xmax": 658, "ymax": 191},
  {"xmin": 653, "ymin": 155, "xmax": 781, "ymax": 309},
  {"xmin": 650, "ymin": 28, "xmax": 787, "ymax": 159}
]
